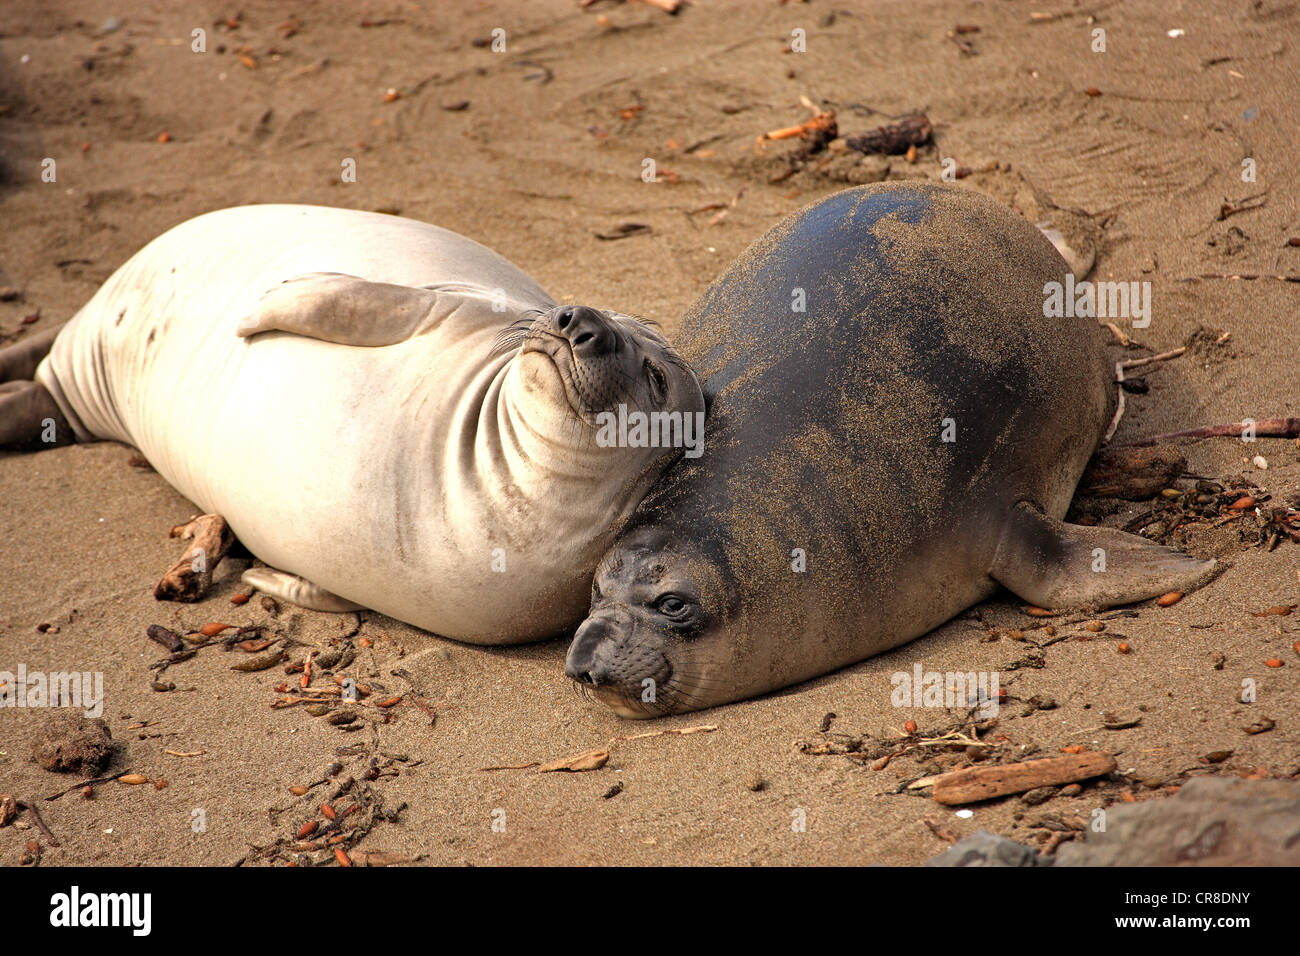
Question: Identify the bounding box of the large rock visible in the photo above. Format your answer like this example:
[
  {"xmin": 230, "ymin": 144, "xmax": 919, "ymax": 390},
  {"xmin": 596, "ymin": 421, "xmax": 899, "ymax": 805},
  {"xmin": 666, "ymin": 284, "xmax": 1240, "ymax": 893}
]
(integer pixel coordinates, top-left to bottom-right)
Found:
[{"xmin": 1055, "ymin": 777, "xmax": 1300, "ymax": 866}]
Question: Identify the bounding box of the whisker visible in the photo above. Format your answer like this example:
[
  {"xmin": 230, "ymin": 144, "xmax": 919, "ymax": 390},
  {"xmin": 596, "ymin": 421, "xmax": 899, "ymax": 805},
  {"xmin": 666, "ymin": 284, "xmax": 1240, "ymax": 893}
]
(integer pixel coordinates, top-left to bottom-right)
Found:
[{"xmin": 488, "ymin": 309, "xmax": 547, "ymax": 358}]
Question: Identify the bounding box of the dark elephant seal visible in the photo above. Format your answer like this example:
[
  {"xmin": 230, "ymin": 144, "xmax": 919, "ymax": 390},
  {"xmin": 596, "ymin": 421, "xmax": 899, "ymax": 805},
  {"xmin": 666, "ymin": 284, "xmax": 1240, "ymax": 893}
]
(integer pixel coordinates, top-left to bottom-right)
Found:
[{"xmin": 565, "ymin": 182, "xmax": 1216, "ymax": 716}]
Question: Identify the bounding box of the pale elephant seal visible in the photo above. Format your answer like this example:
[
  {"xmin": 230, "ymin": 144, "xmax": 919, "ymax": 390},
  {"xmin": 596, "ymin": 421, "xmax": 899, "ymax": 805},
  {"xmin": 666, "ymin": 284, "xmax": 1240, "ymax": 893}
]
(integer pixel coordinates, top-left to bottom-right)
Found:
[
  {"xmin": 566, "ymin": 182, "xmax": 1217, "ymax": 716},
  {"xmin": 0, "ymin": 204, "xmax": 703, "ymax": 644}
]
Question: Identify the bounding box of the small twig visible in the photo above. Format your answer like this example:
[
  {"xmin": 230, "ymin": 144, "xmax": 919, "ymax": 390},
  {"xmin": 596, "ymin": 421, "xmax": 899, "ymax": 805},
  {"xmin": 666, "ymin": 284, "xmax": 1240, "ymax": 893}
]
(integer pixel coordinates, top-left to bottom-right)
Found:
[
  {"xmin": 946, "ymin": 30, "xmax": 975, "ymax": 55},
  {"xmin": 759, "ymin": 103, "xmax": 836, "ymax": 144},
  {"xmin": 923, "ymin": 814, "xmax": 961, "ymax": 843},
  {"xmin": 45, "ymin": 771, "xmax": 135, "ymax": 801},
  {"xmin": 479, "ymin": 762, "xmax": 541, "ymax": 772},
  {"xmin": 1043, "ymin": 831, "xmax": 1073, "ymax": 855},
  {"xmin": 479, "ymin": 724, "xmax": 718, "ymax": 772},
  {"xmin": 1179, "ymin": 273, "xmax": 1300, "ymax": 282},
  {"xmin": 683, "ymin": 134, "xmax": 725, "ymax": 154},
  {"xmin": 1104, "ymin": 347, "xmax": 1187, "ymax": 444},
  {"xmin": 1104, "ymin": 363, "xmax": 1128, "ymax": 445},
  {"xmin": 1120, "ymin": 417, "xmax": 1300, "ymax": 448},
  {"xmin": 1119, "ymin": 346, "xmax": 1186, "ymax": 371},
  {"xmin": 15, "ymin": 799, "xmax": 59, "ymax": 845},
  {"xmin": 510, "ymin": 60, "xmax": 553, "ymax": 84},
  {"xmin": 609, "ymin": 723, "xmax": 717, "ymax": 742},
  {"xmin": 1216, "ymin": 191, "xmax": 1268, "ymax": 220}
]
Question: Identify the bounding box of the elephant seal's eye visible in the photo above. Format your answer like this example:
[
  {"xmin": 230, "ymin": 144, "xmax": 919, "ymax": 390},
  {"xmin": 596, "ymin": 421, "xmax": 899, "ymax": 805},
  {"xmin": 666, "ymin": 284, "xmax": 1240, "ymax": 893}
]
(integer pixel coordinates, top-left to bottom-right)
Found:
[
  {"xmin": 656, "ymin": 595, "xmax": 686, "ymax": 615},
  {"xmin": 645, "ymin": 361, "xmax": 668, "ymax": 404}
]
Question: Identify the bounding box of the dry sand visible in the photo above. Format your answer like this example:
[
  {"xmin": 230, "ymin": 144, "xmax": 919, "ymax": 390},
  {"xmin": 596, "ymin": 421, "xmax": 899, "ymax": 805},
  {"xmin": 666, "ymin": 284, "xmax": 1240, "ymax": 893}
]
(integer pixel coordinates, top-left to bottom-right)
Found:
[{"xmin": 0, "ymin": 0, "xmax": 1296, "ymax": 866}]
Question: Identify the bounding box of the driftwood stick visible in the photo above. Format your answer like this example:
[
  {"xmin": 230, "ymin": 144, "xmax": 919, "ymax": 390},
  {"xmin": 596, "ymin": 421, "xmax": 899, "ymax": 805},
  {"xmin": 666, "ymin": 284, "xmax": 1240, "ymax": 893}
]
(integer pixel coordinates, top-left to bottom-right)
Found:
[
  {"xmin": 932, "ymin": 752, "xmax": 1117, "ymax": 805},
  {"xmin": 1120, "ymin": 417, "xmax": 1300, "ymax": 448},
  {"xmin": 154, "ymin": 513, "xmax": 236, "ymax": 602},
  {"xmin": 844, "ymin": 113, "xmax": 933, "ymax": 155}
]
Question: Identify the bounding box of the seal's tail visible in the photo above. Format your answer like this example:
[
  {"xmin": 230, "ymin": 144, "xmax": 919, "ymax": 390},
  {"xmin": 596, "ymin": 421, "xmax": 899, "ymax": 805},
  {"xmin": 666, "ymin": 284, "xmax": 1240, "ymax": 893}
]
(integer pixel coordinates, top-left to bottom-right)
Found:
[
  {"xmin": 0, "ymin": 322, "xmax": 63, "ymax": 384},
  {"xmin": 0, "ymin": 323, "xmax": 73, "ymax": 448}
]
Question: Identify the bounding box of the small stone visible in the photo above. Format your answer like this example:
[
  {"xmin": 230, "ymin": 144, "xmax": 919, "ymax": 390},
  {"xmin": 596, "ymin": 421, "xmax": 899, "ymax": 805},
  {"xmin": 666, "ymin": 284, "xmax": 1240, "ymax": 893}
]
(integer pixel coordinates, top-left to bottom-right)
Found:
[
  {"xmin": 1021, "ymin": 786, "xmax": 1057, "ymax": 806},
  {"xmin": 1243, "ymin": 718, "xmax": 1275, "ymax": 735},
  {"xmin": 746, "ymin": 773, "xmax": 766, "ymax": 792},
  {"xmin": 1060, "ymin": 783, "xmax": 1082, "ymax": 797},
  {"xmin": 31, "ymin": 712, "xmax": 113, "ymax": 775}
]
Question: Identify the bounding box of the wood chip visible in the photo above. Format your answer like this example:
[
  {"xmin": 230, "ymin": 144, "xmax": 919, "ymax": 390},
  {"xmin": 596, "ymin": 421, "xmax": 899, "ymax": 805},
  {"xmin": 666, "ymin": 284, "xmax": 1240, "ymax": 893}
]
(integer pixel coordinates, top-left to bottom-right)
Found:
[{"xmin": 538, "ymin": 748, "xmax": 609, "ymax": 773}]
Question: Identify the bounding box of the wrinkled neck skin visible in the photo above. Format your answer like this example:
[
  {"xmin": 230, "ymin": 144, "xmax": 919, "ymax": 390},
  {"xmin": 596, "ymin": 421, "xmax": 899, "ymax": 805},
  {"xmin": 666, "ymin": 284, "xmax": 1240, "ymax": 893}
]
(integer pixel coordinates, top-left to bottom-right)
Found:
[{"xmin": 473, "ymin": 353, "xmax": 669, "ymax": 561}]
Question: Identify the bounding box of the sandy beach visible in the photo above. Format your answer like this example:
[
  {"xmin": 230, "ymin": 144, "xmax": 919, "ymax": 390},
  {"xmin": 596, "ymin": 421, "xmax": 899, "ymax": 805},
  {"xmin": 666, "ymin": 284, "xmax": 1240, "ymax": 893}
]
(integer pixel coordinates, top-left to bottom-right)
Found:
[{"xmin": 1, "ymin": 0, "xmax": 1297, "ymax": 866}]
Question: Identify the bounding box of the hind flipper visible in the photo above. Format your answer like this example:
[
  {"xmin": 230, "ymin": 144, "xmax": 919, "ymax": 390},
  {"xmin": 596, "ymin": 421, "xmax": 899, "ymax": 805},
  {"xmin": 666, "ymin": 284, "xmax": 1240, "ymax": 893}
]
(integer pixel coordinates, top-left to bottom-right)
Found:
[
  {"xmin": 0, "ymin": 380, "xmax": 72, "ymax": 448},
  {"xmin": 0, "ymin": 324, "xmax": 63, "ymax": 383},
  {"xmin": 989, "ymin": 501, "xmax": 1219, "ymax": 609},
  {"xmin": 241, "ymin": 566, "xmax": 364, "ymax": 613}
]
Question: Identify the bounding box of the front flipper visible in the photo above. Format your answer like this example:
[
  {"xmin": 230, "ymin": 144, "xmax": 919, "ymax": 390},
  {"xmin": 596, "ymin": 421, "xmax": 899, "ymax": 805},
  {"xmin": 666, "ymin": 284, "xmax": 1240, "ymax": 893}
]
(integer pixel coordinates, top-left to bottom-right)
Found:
[
  {"xmin": 989, "ymin": 502, "xmax": 1218, "ymax": 609},
  {"xmin": 236, "ymin": 272, "xmax": 496, "ymax": 346},
  {"xmin": 242, "ymin": 566, "xmax": 364, "ymax": 613}
]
